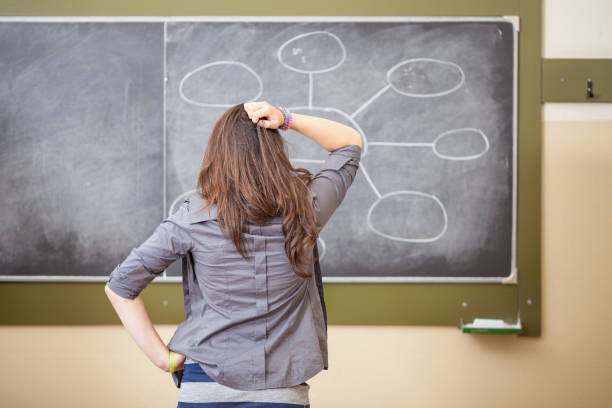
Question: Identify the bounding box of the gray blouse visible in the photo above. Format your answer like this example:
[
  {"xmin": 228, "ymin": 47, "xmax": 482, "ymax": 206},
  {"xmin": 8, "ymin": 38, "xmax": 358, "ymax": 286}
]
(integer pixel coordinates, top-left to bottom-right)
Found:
[{"xmin": 106, "ymin": 144, "xmax": 362, "ymax": 390}]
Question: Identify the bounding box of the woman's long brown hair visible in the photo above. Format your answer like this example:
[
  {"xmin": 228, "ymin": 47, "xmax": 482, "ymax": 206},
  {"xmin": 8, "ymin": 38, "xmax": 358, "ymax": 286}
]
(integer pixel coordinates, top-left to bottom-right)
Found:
[{"xmin": 195, "ymin": 103, "xmax": 318, "ymax": 278}]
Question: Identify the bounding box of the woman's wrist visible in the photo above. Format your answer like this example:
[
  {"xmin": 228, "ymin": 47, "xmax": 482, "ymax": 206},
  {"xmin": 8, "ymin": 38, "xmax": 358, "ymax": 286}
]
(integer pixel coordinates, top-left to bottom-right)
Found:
[
  {"xmin": 157, "ymin": 347, "xmax": 170, "ymax": 371},
  {"xmin": 276, "ymin": 106, "xmax": 292, "ymax": 130}
]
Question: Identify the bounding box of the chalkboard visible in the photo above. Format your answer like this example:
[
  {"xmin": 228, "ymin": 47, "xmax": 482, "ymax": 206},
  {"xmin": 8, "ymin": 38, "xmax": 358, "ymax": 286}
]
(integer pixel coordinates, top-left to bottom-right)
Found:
[
  {"xmin": 0, "ymin": 22, "xmax": 164, "ymax": 278},
  {"xmin": 165, "ymin": 18, "xmax": 518, "ymax": 282},
  {"xmin": 0, "ymin": 17, "xmax": 517, "ymax": 283}
]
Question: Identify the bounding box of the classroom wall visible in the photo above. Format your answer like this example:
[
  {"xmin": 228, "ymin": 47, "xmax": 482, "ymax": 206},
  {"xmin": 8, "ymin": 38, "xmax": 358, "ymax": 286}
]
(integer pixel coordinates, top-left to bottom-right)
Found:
[{"xmin": 2, "ymin": 1, "xmax": 612, "ymax": 407}]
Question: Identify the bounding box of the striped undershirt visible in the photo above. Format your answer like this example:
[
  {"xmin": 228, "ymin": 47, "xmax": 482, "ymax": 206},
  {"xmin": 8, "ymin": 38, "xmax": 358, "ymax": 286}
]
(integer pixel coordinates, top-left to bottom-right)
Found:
[{"xmin": 177, "ymin": 357, "xmax": 310, "ymax": 408}]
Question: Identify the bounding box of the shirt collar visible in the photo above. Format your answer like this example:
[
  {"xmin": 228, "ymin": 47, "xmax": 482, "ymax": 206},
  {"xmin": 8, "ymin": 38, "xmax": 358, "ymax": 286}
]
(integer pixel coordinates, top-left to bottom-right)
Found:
[{"xmin": 186, "ymin": 193, "xmax": 218, "ymax": 224}]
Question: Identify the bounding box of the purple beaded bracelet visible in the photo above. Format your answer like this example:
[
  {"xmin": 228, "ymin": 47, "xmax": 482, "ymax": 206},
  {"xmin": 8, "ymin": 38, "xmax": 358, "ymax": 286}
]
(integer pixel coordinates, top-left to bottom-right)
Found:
[{"xmin": 277, "ymin": 106, "xmax": 292, "ymax": 131}]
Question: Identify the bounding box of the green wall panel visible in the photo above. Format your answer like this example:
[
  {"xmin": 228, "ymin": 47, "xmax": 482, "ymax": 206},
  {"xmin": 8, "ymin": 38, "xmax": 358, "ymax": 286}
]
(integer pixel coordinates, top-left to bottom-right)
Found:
[
  {"xmin": 1, "ymin": 1, "xmax": 519, "ymax": 17},
  {"xmin": 0, "ymin": 282, "xmax": 519, "ymax": 326},
  {"xmin": 543, "ymin": 59, "xmax": 612, "ymax": 102},
  {"xmin": 0, "ymin": 0, "xmax": 541, "ymax": 337},
  {"xmin": 516, "ymin": 0, "xmax": 542, "ymax": 336}
]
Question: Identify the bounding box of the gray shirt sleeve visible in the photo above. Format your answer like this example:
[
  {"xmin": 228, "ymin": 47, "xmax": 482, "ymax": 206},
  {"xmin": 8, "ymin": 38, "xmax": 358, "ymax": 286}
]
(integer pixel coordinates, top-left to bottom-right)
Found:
[
  {"xmin": 106, "ymin": 201, "xmax": 193, "ymax": 299},
  {"xmin": 309, "ymin": 144, "xmax": 362, "ymax": 232}
]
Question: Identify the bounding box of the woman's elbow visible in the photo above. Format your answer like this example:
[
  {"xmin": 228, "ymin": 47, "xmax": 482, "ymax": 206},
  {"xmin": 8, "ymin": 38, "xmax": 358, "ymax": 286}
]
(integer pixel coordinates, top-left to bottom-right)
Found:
[
  {"xmin": 104, "ymin": 283, "xmax": 117, "ymax": 300},
  {"xmin": 351, "ymin": 130, "xmax": 363, "ymax": 148},
  {"xmin": 104, "ymin": 283, "xmax": 123, "ymax": 300}
]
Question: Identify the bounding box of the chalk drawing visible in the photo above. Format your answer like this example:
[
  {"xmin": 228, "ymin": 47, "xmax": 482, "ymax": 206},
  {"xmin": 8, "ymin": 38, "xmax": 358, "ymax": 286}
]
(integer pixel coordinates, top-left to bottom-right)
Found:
[
  {"xmin": 351, "ymin": 58, "xmax": 465, "ymax": 119},
  {"xmin": 367, "ymin": 191, "xmax": 448, "ymax": 243},
  {"xmin": 173, "ymin": 30, "xmax": 488, "ymax": 245},
  {"xmin": 277, "ymin": 31, "xmax": 346, "ymax": 74},
  {"xmin": 387, "ymin": 58, "xmax": 465, "ymax": 98},
  {"xmin": 368, "ymin": 128, "xmax": 490, "ymax": 161},
  {"xmin": 179, "ymin": 61, "xmax": 263, "ymax": 108}
]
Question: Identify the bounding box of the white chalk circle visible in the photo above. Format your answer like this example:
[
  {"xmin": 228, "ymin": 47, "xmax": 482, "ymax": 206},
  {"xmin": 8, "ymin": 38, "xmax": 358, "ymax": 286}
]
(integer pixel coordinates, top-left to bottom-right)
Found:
[
  {"xmin": 387, "ymin": 58, "xmax": 465, "ymax": 98},
  {"xmin": 179, "ymin": 61, "xmax": 263, "ymax": 108},
  {"xmin": 432, "ymin": 128, "xmax": 490, "ymax": 160},
  {"xmin": 366, "ymin": 191, "xmax": 448, "ymax": 243},
  {"xmin": 277, "ymin": 31, "xmax": 346, "ymax": 74}
]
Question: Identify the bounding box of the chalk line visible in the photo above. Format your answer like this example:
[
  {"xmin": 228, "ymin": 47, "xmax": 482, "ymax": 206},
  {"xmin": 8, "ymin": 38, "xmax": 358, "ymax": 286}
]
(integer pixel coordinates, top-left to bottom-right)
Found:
[
  {"xmin": 350, "ymin": 84, "xmax": 392, "ymax": 119},
  {"xmin": 359, "ymin": 163, "xmax": 381, "ymax": 199},
  {"xmin": 366, "ymin": 190, "xmax": 448, "ymax": 242}
]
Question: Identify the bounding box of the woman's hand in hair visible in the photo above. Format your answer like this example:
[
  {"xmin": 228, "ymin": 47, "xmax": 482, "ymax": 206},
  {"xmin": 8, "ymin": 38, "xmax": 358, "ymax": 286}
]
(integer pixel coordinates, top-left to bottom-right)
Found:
[{"xmin": 243, "ymin": 101, "xmax": 285, "ymax": 129}]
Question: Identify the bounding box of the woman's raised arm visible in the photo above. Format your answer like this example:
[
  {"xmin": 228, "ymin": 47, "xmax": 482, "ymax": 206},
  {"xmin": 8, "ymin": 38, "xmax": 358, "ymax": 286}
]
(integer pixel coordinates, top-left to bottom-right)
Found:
[{"xmin": 243, "ymin": 101, "xmax": 363, "ymax": 151}]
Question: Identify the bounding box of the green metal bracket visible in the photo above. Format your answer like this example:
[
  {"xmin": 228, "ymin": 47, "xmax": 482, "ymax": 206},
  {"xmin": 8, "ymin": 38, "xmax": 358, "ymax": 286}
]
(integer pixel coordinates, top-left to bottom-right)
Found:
[{"xmin": 543, "ymin": 59, "xmax": 612, "ymax": 102}]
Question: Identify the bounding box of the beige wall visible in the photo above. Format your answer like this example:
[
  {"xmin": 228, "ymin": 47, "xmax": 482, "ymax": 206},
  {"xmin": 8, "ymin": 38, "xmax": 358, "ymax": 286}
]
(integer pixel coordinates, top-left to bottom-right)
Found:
[
  {"xmin": 543, "ymin": 0, "xmax": 612, "ymax": 58},
  {"xmin": 2, "ymin": 2, "xmax": 612, "ymax": 407}
]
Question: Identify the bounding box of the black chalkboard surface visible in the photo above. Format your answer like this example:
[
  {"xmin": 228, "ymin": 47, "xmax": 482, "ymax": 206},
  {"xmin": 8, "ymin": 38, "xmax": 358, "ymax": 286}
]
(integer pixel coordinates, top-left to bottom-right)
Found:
[
  {"xmin": 0, "ymin": 18, "xmax": 517, "ymax": 283},
  {"xmin": 165, "ymin": 19, "xmax": 517, "ymax": 282},
  {"xmin": 0, "ymin": 22, "xmax": 164, "ymax": 279}
]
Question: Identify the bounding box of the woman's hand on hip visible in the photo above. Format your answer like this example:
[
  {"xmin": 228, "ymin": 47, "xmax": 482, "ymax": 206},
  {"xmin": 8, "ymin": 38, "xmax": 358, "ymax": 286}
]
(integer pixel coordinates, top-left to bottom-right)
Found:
[
  {"xmin": 243, "ymin": 101, "xmax": 284, "ymax": 129},
  {"xmin": 159, "ymin": 349, "xmax": 186, "ymax": 372},
  {"xmin": 172, "ymin": 351, "xmax": 186, "ymax": 372}
]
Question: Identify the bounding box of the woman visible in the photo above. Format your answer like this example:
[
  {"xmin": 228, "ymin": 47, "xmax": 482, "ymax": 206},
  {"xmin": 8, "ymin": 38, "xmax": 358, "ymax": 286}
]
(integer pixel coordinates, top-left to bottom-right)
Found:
[{"xmin": 105, "ymin": 100, "xmax": 362, "ymax": 407}]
